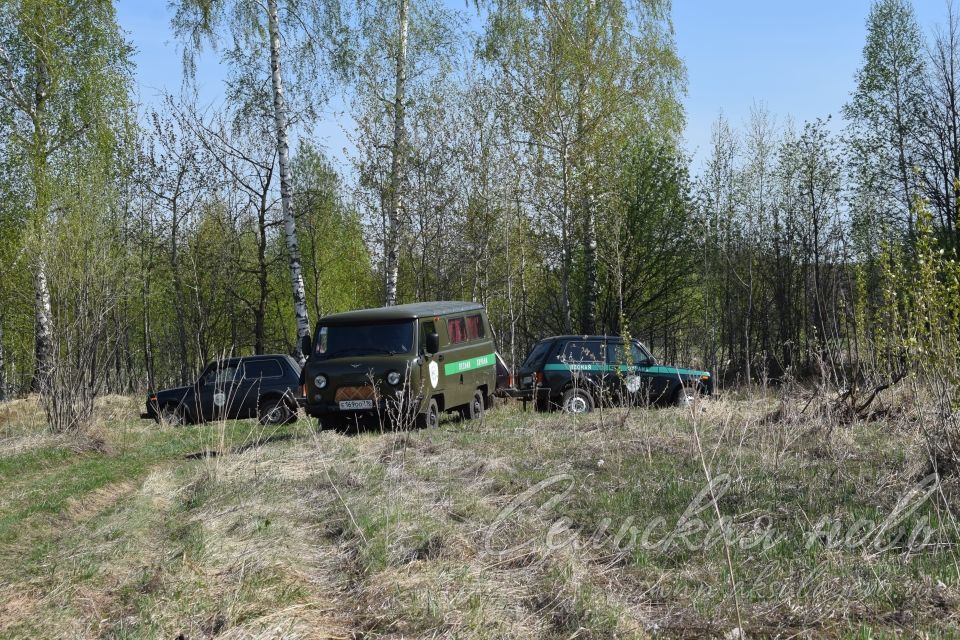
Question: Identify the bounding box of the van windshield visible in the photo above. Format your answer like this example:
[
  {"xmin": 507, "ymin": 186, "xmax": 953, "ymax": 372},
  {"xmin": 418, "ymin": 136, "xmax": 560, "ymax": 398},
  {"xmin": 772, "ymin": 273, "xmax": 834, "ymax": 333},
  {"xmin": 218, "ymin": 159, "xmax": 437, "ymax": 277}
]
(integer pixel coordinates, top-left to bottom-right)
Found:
[{"xmin": 314, "ymin": 321, "xmax": 415, "ymax": 358}]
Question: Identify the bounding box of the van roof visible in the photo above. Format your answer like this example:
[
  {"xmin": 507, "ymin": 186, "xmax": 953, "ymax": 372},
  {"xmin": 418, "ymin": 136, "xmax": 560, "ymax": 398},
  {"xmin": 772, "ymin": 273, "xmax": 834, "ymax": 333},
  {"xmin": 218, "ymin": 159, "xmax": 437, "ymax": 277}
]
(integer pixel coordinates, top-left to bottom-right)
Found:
[{"xmin": 318, "ymin": 301, "xmax": 484, "ymax": 324}]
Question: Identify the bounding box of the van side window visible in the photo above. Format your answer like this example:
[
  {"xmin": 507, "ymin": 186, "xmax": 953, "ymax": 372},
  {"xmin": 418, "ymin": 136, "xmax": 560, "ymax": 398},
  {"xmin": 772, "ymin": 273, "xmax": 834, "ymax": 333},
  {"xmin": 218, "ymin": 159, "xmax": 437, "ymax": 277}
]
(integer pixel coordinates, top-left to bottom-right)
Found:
[
  {"xmin": 465, "ymin": 314, "xmax": 485, "ymax": 340},
  {"xmin": 420, "ymin": 320, "xmax": 436, "ymax": 352},
  {"xmin": 447, "ymin": 317, "xmax": 467, "ymax": 344},
  {"xmin": 562, "ymin": 341, "xmax": 604, "ymax": 363}
]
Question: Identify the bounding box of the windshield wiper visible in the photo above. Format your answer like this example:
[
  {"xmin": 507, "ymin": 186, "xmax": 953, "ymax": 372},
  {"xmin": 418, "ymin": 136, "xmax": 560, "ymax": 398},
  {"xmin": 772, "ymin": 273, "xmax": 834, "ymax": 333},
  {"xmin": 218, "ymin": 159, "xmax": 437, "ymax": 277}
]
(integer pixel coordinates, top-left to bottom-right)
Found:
[
  {"xmin": 321, "ymin": 348, "xmax": 361, "ymax": 358},
  {"xmin": 323, "ymin": 347, "xmax": 395, "ymax": 358}
]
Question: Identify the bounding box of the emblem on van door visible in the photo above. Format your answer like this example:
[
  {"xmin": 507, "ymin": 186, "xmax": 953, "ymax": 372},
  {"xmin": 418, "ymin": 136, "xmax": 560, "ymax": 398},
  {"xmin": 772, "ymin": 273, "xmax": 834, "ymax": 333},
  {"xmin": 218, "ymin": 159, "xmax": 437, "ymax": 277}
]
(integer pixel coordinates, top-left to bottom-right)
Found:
[{"xmin": 428, "ymin": 361, "xmax": 439, "ymax": 388}]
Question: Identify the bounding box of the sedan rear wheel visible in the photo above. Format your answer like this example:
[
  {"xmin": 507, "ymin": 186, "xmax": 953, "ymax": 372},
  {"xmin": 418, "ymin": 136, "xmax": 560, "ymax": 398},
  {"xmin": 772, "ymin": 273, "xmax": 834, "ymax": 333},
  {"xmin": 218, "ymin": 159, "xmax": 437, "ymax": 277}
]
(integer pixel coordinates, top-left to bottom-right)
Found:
[{"xmin": 160, "ymin": 404, "xmax": 185, "ymax": 427}]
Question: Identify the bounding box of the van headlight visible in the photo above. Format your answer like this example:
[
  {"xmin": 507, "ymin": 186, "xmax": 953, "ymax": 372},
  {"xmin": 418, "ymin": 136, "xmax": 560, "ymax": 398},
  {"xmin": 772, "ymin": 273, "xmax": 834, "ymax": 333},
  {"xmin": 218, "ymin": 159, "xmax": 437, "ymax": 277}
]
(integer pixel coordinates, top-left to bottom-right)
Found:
[
  {"xmin": 314, "ymin": 374, "xmax": 327, "ymax": 389},
  {"xmin": 386, "ymin": 371, "xmax": 402, "ymax": 386}
]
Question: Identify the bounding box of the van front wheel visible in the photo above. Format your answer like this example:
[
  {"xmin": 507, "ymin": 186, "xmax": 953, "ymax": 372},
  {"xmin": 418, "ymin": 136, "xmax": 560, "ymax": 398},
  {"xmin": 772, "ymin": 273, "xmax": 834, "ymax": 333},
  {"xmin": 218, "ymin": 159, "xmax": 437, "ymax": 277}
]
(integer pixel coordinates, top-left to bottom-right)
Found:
[
  {"xmin": 417, "ymin": 398, "xmax": 440, "ymax": 429},
  {"xmin": 562, "ymin": 388, "xmax": 594, "ymax": 414}
]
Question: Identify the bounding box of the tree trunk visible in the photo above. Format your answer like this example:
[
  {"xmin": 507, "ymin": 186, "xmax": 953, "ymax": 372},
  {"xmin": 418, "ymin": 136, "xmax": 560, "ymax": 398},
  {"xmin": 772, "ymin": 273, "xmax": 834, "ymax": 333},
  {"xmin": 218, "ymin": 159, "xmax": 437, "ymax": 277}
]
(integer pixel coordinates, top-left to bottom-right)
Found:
[
  {"xmin": 256, "ymin": 191, "xmax": 269, "ymax": 355},
  {"xmin": 582, "ymin": 178, "xmax": 597, "ymax": 335},
  {"xmin": 267, "ymin": 0, "xmax": 310, "ymax": 356},
  {"xmin": 170, "ymin": 202, "xmax": 189, "ymax": 385},
  {"xmin": 384, "ymin": 0, "xmax": 409, "ymax": 307},
  {"xmin": 142, "ymin": 272, "xmax": 155, "ymax": 392},
  {"xmin": 29, "ymin": 57, "xmax": 55, "ymax": 395},
  {"xmin": 559, "ymin": 140, "xmax": 573, "ymax": 333},
  {"xmin": 0, "ymin": 316, "xmax": 6, "ymax": 401},
  {"xmin": 31, "ymin": 252, "xmax": 55, "ymax": 394}
]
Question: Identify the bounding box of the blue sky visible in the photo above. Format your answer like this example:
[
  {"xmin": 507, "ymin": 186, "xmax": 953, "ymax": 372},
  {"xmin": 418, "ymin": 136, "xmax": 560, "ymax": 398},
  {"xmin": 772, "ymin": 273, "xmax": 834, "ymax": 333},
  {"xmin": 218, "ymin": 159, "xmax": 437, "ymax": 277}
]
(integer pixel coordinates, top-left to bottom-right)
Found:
[{"xmin": 116, "ymin": 0, "xmax": 948, "ymax": 172}]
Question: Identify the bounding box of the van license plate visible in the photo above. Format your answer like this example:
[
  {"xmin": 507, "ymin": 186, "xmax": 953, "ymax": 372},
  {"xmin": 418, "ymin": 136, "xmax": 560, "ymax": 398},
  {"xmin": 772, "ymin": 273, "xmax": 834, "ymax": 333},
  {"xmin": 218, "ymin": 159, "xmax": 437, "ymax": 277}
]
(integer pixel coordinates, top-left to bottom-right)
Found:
[{"xmin": 339, "ymin": 400, "xmax": 373, "ymax": 410}]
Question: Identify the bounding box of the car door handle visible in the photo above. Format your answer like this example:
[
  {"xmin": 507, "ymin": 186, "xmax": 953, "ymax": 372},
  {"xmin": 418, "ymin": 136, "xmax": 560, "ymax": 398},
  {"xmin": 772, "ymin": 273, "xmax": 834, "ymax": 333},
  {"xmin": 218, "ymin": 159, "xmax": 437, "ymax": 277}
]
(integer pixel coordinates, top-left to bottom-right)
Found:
[{"xmin": 437, "ymin": 354, "xmax": 444, "ymax": 362}]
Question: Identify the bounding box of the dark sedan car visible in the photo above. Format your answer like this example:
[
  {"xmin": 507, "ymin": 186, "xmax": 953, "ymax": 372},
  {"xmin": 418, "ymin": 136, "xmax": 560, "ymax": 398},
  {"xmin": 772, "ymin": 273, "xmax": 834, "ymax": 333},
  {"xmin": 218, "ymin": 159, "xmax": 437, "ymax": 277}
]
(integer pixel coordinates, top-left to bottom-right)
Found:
[
  {"xmin": 512, "ymin": 335, "xmax": 712, "ymax": 413},
  {"xmin": 142, "ymin": 354, "xmax": 303, "ymax": 426}
]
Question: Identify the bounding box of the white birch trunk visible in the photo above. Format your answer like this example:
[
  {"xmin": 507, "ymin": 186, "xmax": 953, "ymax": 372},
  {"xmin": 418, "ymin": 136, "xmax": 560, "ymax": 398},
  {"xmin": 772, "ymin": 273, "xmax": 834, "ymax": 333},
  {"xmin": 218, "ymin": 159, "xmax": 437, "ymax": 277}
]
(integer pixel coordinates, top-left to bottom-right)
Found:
[
  {"xmin": 384, "ymin": 0, "xmax": 409, "ymax": 307},
  {"xmin": 582, "ymin": 176, "xmax": 597, "ymax": 335},
  {"xmin": 0, "ymin": 316, "xmax": 6, "ymax": 401},
  {"xmin": 33, "ymin": 253, "xmax": 55, "ymax": 393},
  {"xmin": 267, "ymin": 0, "xmax": 310, "ymax": 357}
]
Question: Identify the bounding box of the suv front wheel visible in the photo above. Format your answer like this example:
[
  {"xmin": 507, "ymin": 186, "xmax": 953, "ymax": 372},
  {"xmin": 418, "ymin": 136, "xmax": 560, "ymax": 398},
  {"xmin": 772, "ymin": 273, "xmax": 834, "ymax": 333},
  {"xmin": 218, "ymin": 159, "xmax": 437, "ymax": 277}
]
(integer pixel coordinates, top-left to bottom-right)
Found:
[
  {"xmin": 561, "ymin": 388, "xmax": 594, "ymax": 414},
  {"xmin": 672, "ymin": 384, "xmax": 699, "ymax": 408}
]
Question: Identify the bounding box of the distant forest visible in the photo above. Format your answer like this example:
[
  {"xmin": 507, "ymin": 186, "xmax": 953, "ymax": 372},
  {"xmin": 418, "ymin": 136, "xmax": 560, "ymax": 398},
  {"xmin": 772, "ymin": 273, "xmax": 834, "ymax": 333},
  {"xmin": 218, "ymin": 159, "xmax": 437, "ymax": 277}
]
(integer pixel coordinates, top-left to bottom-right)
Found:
[{"xmin": 1, "ymin": 0, "xmax": 959, "ymax": 406}]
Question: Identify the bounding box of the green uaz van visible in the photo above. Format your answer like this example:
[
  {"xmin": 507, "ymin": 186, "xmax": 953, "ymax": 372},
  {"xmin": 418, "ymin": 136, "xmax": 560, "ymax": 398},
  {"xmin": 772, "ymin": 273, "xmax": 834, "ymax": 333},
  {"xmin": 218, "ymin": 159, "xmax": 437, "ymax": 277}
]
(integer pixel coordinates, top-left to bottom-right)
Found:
[{"xmin": 301, "ymin": 301, "xmax": 497, "ymax": 429}]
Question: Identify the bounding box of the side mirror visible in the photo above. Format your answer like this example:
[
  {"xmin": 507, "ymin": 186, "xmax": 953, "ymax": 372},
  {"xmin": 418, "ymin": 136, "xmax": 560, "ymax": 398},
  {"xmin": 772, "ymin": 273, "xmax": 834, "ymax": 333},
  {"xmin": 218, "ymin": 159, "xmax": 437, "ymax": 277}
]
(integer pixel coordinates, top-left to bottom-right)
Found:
[
  {"xmin": 425, "ymin": 332, "xmax": 440, "ymax": 355},
  {"xmin": 300, "ymin": 333, "xmax": 312, "ymax": 358}
]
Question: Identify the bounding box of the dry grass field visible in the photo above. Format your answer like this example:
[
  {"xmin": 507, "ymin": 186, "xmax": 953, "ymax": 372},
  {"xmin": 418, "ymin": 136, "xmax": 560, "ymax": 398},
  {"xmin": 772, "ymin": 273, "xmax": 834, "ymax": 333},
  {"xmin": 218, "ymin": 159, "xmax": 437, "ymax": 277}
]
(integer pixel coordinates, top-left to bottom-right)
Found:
[{"xmin": 0, "ymin": 390, "xmax": 958, "ymax": 638}]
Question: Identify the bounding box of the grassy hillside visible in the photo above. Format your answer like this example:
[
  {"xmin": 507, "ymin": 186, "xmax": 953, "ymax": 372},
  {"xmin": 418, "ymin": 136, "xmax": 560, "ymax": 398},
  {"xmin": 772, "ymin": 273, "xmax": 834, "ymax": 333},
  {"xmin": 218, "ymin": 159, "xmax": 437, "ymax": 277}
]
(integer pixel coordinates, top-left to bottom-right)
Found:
[{"xmin": 0, "ymin": 393, "xmax": 957, "ymax": 638}]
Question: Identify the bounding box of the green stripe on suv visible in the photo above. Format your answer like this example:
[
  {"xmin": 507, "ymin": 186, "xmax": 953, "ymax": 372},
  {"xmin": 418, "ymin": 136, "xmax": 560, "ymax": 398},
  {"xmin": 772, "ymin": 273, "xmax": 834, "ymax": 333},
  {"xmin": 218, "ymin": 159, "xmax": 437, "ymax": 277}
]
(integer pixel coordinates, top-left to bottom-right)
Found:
[
  {"xmin": 444, "ymin": 353, "xmax": 496, "ymax": 376},
  {"xmin": 542, "ymin": 362, "xmax": 709, "ymax": 377}
]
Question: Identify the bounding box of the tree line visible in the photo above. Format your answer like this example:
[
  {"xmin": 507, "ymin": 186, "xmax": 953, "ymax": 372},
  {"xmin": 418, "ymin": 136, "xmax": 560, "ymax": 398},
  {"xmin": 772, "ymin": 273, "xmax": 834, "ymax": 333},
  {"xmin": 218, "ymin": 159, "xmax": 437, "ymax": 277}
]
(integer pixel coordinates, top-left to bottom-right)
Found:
[{"xmin": 0, "ymin": 0, "xmax": 957, "ymax": 425}]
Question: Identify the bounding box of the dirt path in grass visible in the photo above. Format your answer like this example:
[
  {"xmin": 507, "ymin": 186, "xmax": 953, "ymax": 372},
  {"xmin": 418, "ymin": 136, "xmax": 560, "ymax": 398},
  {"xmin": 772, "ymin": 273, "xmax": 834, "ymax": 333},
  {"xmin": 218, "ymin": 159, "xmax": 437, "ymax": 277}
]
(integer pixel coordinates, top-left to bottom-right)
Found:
[{"xmin": 3, "ymin": 398, "xmax": 958, "ymax": 638}]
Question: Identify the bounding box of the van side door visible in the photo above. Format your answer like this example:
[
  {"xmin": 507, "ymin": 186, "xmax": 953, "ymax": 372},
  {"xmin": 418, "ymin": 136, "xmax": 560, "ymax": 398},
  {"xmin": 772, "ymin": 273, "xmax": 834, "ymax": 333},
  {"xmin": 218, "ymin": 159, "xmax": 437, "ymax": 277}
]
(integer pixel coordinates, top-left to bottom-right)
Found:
[{"xmin": 419, "ymin": 318, "xmax": 445, "ymax": 401}]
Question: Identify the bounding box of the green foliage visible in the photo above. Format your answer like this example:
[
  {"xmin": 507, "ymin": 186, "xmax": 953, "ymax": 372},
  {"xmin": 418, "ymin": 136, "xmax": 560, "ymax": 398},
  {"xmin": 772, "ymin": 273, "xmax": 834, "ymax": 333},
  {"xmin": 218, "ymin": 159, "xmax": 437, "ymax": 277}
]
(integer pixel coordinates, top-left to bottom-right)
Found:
[
  {"xmin": 600, "ymin": 135, "xmax": 696, "ymax": 351},
  {"xmin": 877, "ymin": 199, "xmax": 960, "ymax": 383},
  {"xmin": 844, "ymin": 0, "xmax": 926, "ymax": 240},
  {"xmin": 171, "ymin": 0, "xmax": 347, "ymax": 119},
  {"xmin": 293, "ymin": 142, "xmax": 377, "ymax": 320}
]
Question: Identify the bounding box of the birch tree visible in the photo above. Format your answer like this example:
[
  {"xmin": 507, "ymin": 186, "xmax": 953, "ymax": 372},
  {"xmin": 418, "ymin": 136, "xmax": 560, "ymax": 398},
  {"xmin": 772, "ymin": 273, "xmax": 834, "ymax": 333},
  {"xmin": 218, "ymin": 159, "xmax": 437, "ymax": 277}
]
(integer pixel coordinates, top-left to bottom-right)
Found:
[
  {"xmin": 482, "ymin": 0, "xmax": 684, "ymax": 334},
  {"xmin": 920, "ymin": 2, "xmax": 960, "ymax": 254},
  {"xmin": 172, "ymin": 0, "xmax": 345, "ymax": 358},
  {"xmin": 0, "ymin": 0, "xmax": 130, "ymax": 392},
  {"xmin": 844, "ymin": 0, "xmax": 926, "ymax": 243},
  {"xmin": 349, "ymin": 0, "xmax": 460, "ymax": 305}
]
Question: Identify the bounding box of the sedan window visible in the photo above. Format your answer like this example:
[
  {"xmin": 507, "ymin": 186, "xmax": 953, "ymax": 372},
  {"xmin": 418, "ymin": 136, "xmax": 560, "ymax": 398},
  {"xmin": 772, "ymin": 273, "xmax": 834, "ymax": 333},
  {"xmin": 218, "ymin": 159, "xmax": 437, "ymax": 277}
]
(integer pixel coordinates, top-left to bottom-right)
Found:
[
  {"xmin": 202, "ymin": 365, "xmax": 239, "ymax": 386},
  {"xmin": 243, "ymin": 360, "xmax": 283, "ymax": 379}
]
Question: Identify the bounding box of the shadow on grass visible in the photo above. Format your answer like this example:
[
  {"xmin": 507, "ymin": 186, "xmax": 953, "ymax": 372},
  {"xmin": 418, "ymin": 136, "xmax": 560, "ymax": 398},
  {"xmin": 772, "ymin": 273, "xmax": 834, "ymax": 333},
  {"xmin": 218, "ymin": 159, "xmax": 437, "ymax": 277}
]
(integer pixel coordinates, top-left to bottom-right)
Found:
[{"xmin": 182, "ymin": 431, "xmax": 305, "ymax": 460}]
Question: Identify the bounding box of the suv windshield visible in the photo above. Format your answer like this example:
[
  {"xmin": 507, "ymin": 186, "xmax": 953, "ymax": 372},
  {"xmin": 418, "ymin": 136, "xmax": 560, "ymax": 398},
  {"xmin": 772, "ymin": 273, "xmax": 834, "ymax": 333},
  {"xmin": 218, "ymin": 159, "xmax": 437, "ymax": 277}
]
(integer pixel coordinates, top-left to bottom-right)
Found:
[{"xmin": 314, "ymin": 321, "xmax": 414, "ymax": 358}]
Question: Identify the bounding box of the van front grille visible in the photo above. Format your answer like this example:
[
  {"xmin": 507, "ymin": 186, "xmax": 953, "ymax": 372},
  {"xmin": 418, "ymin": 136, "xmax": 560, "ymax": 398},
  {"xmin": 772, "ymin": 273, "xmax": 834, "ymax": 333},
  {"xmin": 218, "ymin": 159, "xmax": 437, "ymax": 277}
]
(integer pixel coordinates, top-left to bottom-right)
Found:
[{"xmin": 335, "ymin": 385, "xmax": 377, "ymax": 402}]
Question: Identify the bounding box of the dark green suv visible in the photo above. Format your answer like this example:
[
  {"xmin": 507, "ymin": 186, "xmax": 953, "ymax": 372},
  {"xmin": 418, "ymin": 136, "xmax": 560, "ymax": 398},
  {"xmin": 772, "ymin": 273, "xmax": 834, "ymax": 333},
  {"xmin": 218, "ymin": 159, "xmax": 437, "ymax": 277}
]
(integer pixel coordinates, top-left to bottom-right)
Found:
[{"xmin": 514, "ymin": 335, "xmax": 712, "ymax": 413}]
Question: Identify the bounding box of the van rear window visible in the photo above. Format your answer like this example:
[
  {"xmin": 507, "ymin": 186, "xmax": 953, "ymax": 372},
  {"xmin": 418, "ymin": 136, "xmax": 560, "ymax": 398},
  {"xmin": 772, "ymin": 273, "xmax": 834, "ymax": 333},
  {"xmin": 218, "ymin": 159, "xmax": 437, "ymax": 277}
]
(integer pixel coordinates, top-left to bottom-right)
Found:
[
  {"xmin": 447, "ymin": 317, "xmax": 467, "ymax": 343},
  {"xmin": 465, "ymin": 314, "xmax": 485, "ymax": 340}
]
